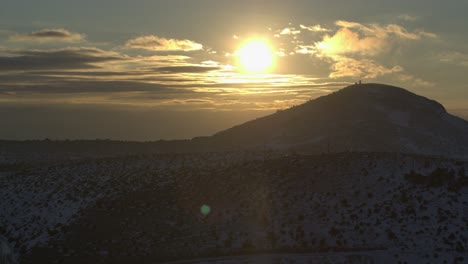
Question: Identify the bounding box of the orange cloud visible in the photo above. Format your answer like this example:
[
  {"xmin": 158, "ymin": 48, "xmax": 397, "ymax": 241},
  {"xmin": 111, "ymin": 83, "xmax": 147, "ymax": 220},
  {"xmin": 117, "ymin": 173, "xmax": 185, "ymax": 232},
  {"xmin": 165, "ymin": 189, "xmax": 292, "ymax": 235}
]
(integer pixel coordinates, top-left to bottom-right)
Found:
[
  {"xmin": 314, "ymin": 20, "xmax": 436, "ymax": 78},
  {"xmin": 316, "ymin": 27, "xmax": 386, "ymax": 56},
  {"xmin": 126, "ymin": 35, "xmax": 203, "ymax": 51},
  {"xmin": 316, "ymin": 21, "xmax": 436, "ymax": 57}
]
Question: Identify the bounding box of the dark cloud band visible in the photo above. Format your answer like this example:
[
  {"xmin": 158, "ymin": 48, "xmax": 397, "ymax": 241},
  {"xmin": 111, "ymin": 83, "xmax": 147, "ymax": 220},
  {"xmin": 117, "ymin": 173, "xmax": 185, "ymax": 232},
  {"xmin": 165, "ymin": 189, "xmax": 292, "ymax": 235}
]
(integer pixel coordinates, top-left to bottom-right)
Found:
[{"xmin": 9, "ymin": 29, "xmax": 86, "ymax": 43}]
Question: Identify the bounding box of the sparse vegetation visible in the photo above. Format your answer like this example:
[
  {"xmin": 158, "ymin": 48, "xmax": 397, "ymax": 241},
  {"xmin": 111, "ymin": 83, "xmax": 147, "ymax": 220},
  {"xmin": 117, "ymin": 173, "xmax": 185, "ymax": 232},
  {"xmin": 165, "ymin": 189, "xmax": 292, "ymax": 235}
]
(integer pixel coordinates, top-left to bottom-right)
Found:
[{"xmin": 0, "ymin": 151, "xmax": 466, "ymax": 263}]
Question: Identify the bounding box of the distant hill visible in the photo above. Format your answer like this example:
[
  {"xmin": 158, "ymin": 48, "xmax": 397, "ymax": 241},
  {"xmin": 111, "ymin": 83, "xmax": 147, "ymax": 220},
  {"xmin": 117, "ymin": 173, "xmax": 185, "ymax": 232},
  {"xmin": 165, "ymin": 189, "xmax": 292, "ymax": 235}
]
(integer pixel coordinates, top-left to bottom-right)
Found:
[{"xmin": 193, "ymin": 83, "xmax": 468, "ymax": 157}]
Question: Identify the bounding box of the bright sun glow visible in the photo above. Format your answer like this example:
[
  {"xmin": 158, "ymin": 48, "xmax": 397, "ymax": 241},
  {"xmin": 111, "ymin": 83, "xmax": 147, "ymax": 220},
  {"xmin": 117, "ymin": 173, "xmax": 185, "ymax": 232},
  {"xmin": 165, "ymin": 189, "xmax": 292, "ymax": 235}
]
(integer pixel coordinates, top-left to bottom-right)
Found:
[{"xmin": 237, "ymin": 40, "xmax": 274, "ymax": 73}]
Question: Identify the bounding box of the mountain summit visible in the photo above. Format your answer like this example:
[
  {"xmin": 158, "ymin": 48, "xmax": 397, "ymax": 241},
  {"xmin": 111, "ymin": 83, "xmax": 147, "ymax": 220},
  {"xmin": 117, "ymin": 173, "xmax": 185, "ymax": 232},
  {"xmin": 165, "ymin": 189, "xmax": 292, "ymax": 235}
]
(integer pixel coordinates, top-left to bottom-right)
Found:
[{"xmin": 201, "ymin": 83, "xmax": 468, "ymax": 157}]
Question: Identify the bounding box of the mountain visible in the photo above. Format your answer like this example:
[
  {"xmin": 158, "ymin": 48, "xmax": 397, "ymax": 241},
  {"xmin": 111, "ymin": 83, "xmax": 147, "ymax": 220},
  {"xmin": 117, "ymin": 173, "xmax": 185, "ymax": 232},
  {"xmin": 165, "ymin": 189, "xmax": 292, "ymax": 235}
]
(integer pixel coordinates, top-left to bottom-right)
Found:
[{"xmin": 198, "ymin": 83, "xmax": 468, "ymax": 157}]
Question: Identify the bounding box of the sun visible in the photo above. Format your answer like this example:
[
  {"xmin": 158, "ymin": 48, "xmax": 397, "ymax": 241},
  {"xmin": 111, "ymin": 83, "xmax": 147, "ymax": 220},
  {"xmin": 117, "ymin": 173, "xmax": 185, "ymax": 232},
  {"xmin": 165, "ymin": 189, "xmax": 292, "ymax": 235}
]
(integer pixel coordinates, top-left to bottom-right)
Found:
[{"xmin": 237, "ymin": 40, "xmax": 274, "ymax": 73}]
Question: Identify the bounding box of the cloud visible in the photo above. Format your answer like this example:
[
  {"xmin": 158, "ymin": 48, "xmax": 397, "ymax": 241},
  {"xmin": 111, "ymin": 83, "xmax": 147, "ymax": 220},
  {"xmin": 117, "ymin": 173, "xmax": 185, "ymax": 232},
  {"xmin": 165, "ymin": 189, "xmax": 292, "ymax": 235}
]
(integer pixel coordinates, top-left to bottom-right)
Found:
[
  {"xmin": 418, "ymin": 31, "xmax": 437, "ymax": 39},
  {"xmin": 334, "ymin": 20, "xmax": 437, "ymax": 40},
  {"xmin": 295, "ymin": 45, "xmax": 315, "ymax": 55},
  {"xmin": 329, "ymin": 57, "xmax": 404, "ymax": 78},
  {"xmin": 438, "ymin": 51, "xmax": 468, "ymax": 67},
  {"xmin": 316, "ymin": 20, "xmax": 437, "ymax": 57},
  {"xmin": 0, "ymin": 80, "xmax": 179, "ymax": 94},
  {"xmin": 278, "ymin": 27, "xmax": 301, "ymax": 35},
  {"xmin": 153, "ymin": 66, "xmax": 221, "ymax": 73},
  {"xmin": 275, "ymin": 25, "xmax": 330, "ymax": 38},
  {"xmin": 125, "ymin": 35, "xmax": 203, "ymax": 51},
  {"xmin": 134, "ymin": 55, "xmax": 191, "ymax": 65},
  {"xmin": 9, "ymin": 29, "xmax": 86, "ymax": 43},
  {"xmin": 398, "ymin": 74, "xmax": 435, "ymax": 87},
  {"xmin": 312, "ymin": 20, "xmax": 436, "ymax": 79},
  {"xmin": 398, "ymin": 14, "xmax": 418, "ymax": 21},
  {"xmin": 299, "ymin": 24, "xmax": 330, "ymax": 32},
  {"xmin": 316, "ymin": 27, "xmax": 385, "ymax": 56},
  {"xmin": 0, "ymin": 47, "xmax": 124, "ymax": 71}
]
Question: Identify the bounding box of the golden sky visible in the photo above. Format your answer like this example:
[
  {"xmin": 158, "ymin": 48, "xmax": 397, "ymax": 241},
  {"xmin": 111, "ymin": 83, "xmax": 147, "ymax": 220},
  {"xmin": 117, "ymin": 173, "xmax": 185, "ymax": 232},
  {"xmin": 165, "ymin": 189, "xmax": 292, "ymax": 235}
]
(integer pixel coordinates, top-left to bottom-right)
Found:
[{"xmin": 0, "ymin": 0, "xmax": 467, "ymax": 139}]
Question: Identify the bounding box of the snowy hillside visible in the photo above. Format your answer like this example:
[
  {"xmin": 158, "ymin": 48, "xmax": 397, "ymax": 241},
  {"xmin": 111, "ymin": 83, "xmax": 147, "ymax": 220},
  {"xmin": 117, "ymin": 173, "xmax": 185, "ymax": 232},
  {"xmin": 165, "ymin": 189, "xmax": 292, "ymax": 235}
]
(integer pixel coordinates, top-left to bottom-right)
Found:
[
  {"xmin": 0, "ymin": 152, "xmax": 464, "ymax": 263},
  {"xmin": 0, "ymin": 152, "xmax": 275, "ymax": 258}
]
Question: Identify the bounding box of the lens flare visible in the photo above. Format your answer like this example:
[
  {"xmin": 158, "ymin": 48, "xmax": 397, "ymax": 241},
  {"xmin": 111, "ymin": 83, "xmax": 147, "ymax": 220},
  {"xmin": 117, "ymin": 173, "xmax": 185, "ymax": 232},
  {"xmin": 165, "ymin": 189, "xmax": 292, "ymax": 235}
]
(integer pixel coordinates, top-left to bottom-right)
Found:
[{"xmin": 200, "ymin": 204, "xmax": 211, "ymax": 216}]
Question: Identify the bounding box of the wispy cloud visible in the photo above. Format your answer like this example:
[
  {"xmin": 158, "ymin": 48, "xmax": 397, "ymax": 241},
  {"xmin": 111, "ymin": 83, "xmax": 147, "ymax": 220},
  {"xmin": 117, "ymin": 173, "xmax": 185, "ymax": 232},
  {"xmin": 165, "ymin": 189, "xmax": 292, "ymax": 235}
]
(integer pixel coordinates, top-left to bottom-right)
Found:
[
  {"xmin": 438, "ymin": 51, "xmax": 468, "ymax": 67},
  {"xmin": 329, "ymin": 57, "xmax": 404, "ymax": 78},
  {"xmin": 278, "ymin": 27, "xmax": 301, "ymax": 35},
  {"xmin": 397, "ymin": 74, "xmax": 435, "ymax": 87},
  {"xmin": 398, "ymin": 14, "xmax": 418, "ymax": 22},
  {"xmin": 125, "ymin": 35, "xmax": 203, "ymax": 51},
  {"xmin": 334, "ymin": 20, "xmax": 436, "ymax": 40},
  {"xmin": 9, "ymin": 29, "xmax": 86, "ymax": 43},
  {"xmin": 134, "ymin": 55, "xmax": 191, "ymax": 65},
  {"xmin": 153, "ymin": 66, "xmax": 221, "ymax": 73},
  {"xmin": 299, "ymin": 24, "xmax": 330, "ymax": 32}
]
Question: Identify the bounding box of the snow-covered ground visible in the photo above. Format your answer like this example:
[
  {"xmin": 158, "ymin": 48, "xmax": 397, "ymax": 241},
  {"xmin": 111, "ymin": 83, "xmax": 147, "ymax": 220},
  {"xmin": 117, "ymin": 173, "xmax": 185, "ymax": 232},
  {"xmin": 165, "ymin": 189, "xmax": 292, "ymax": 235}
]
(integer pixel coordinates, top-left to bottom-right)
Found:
[
  {"xmin": 1, "ymin": 151, "xmax": 466, "ymax": 263},
  {"xmin": 0, "ymin": 151, "xmax": 276, "ymax": 252}
]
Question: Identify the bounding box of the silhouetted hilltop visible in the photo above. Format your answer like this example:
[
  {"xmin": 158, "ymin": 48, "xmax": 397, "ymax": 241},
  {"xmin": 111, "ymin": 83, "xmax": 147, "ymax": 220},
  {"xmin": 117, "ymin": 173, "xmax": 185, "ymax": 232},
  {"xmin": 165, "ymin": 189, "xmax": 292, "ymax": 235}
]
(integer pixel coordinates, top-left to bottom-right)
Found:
[{"xmin": 202, "ymin": 83, "xmax": 468, "ymax": 157}]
